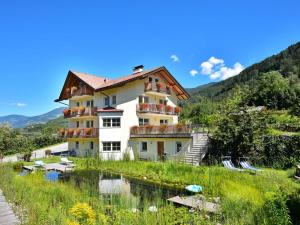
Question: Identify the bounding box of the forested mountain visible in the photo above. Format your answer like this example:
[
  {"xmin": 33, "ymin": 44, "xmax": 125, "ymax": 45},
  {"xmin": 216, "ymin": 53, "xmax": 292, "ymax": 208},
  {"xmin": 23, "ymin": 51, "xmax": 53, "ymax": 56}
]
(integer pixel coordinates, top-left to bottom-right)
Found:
[
  {"xmin": 189, "ymin": 41, "xmax": 300, "ymax": 100},
  {"xmin": 0, "ymin": 107, "xmax": 66, "ymax": 128}
]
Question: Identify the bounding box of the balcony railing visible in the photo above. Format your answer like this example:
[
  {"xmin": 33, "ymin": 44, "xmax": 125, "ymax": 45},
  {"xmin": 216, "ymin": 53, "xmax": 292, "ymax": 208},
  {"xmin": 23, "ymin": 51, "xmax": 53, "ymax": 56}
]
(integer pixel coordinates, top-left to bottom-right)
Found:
[
  {"xmin": 136, "ymin": 103, "xmax": 181, "ymax": 115},
  {"xmin": 130, "ymin": 124, "xmax": 192, "ymax": 136},
  {"xmin": 59, "ymin": 128, "xmax": 99, "ymax": 138},
  {"xmin": 144, "ymin": 82, "xmax": 171, "ymax": 95},
  {"xmin": 63, "ymin": 107, "xmax": 98, "ymax": 118},
  {"xmin": 65, "ymin": 86, "xmax": 94, "ymax": 99}
]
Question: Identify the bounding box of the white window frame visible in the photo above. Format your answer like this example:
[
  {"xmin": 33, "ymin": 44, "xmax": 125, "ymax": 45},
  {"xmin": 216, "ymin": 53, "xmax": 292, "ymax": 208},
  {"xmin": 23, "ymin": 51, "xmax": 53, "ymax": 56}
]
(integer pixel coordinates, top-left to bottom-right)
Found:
[
  {"xmin": 160, "ymin": 119, "xmax": 168, "ymax": 125},
  {"xmin": 104, "ymin": 96, "xmax": 110, "ymax": 106},
  {"xmin": 139, "ymin": 118, "xmax": 149, "ymax": 126},
  {"xmin": 112, "ymin": 95, "xmax": 117, "ymax": 105},
  {"xmin": 102, "ymin": 141, "xmax": 121, "ymax": 152},
  {"xmin": 102, "ymin": 117, "xmax": 121, "ymax": 128}
]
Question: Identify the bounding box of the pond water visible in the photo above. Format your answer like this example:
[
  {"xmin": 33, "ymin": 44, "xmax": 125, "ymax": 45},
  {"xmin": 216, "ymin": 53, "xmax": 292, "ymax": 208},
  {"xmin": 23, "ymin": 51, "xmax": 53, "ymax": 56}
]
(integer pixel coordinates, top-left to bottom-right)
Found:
[{"xmin": 43, "ymin": 170, "xmax": 188, "ymax": 208}]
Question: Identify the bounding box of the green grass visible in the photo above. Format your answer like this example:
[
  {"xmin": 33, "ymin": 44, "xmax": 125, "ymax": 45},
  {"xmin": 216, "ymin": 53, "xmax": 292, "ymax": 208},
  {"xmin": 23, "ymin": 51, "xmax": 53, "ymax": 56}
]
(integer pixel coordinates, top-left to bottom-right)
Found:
[{"xmin": 1, "ymin": 159, "xmax": 300, "ymax": 225}]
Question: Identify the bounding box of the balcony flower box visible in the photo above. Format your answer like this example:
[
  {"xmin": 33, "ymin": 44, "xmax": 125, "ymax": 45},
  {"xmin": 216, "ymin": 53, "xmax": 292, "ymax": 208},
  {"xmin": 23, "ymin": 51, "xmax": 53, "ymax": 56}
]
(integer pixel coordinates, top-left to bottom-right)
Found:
[
  {"xmin": 175, "ymin": 124, "xmax": 186, "ymax": 133},
  {"xmin": 145, "ymin": 125, "xmax": 153, "ymax": 133},
  {"xmin": 78, "ymin": 106, "xmax": 85, "ymax": 115},
  {"xmin": 140, "ymin": 103, "xmax": 150, "ymax": 111},
  {"xmin": 73, "ymin": 128, "xmax": 81, "ymax": 137},
  {"xmin": 166, "ymin": 105, "xmax": 173, "ymax": 114},
  {"xmin": 63, "ymin": 109, "xmax": 71, "ymax": 117},
  {"xmin": 156, "ymin": 104, "xmax": 164, "ymax": 112},
  {"xmin": 159, "ymin": 125, "xmax": 168, "ymax": 133},
  {"xmin": 67, "ymin": 129, "xmax": 74, "ymax": 138},
  {"xmin": 175, "ymin": 106, "xmax": 181, "ymax": 114},
  {"xmin": 144, "ymin": 82, "xmax": 152, "ymax": 91},
  {"xmin": 131, "ymin": 126, "xmax": 138, "ymax": 134},
  {"xmin": 84, "ymin": 128, "xmax": 92, "ymax": 136},
  {"xmin": 59, "ymin": 129, "xmax": 65, "ymax": 137}
]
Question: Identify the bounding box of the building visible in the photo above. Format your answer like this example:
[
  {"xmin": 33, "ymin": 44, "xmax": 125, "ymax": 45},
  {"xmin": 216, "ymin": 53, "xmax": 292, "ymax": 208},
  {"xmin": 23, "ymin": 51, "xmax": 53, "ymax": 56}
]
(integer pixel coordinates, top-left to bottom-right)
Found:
[{"xmin": 56, "ymin": 65, "xmax": 208, "ymax": 163}]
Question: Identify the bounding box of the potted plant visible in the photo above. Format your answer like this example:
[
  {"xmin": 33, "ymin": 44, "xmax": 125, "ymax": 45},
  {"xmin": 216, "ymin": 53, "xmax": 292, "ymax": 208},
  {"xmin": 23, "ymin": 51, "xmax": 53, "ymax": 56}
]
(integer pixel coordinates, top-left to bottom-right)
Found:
[
  {"xmin": 59, "ymin": 128, "xmax": 65, "ymax": 137},
  {"xmin": 131, "ymin": 126, "xmax": 139, "ymax": 134},
  {"xmin": 145, "ymin": 124, "xmax": 153, "ymax": 133},
  {"xmin": 63, "ymin": 109, "xmax": 71, "ymax": 117},
  {"xmin": 166, "ymin": 105, "xmax": 173, "ymax": 114},
  {"xmin": 74, "ymin": 128, "xmax": 81, "ymax": 137},
  {"xmin": 156, "ymin": 104, "xmax": 164, "ymax": 113},
  {"xmin": 78, "ymin": 106, "xmax": 85, "ymax": 115},
  {"xmin": 141, "ymin": 103, "xmax": 150, "ymax": 111},
  {"xmin": 71, "ymin": 107, "xmax": 78, "ymax": 115},
  {"xmin": 159, "ymin": 124, "xmax": 167, "ymax": 133},
  {"xmin": 176, "ymin": 124, "xmax": 185, "ymax": 132},
  {"xmin": 175, "ymin": 106, "xmax": 181, "ymax": 114},
  {"xmin": 85, "ymin": 128, "xmax": 92, "ymax": 136},
  {"xmin": 67, "ymin": 129, "xmax": 74, "ymax": 137}
]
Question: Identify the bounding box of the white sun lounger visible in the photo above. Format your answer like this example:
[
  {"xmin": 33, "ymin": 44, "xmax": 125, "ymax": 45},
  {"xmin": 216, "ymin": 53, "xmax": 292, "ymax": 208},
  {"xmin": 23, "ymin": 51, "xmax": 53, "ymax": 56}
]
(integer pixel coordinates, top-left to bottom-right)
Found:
[
  {"xmin": 240, "ymin": 161, "xmax": 263, "ymax": 172},
  {"xmin": 222, "ymin": 160, "xmax": 244, "ymax": 171},
  {"xmin": 34, "ymin": 160, "xmax": 45, "ymax": 167},
  {"xmin": 60, "ymin": 157, "xmax": 74, "ymax": 165}
]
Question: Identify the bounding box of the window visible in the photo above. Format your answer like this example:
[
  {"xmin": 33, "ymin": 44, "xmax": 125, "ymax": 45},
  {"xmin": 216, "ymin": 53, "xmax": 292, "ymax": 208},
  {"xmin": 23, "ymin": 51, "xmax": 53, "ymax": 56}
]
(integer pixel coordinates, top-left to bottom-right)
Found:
[
  {"xmin": 76, "ymin": 102, "xmax": 80, "ymax": 107},
  {"xmin": 155, "ymin": 78, "xmax": 159, "ymax": 82},
  {"xmin": 75, "ymin": 141, "xmax": 79, "ymax": 149},
  {"xmin": 160, "ymin": 119, "xmax": 168, "ymax": 125},
  {"xmin": 104, "ymin": 96, "xmax": 110, "ymax": 106},
  {"xmin": 76, "ymin": 121, "xmax": 79, "ymax": 128},
  {"xmin": 138, "ymin": 96, "xmax": 149, "ymax": 104},
  {"xmin": 86, "ymin": 120, "xmax": 94, "ymax": 128},
  {"xmin": 112, "ymin": 96, "xmax": 116, "ymax": 105},
  {"xmin": 112, "ymin": 142, "xmax": 121, "ymax": 151},
  {"xmin": 102, "ymin": 142, "xmax": 121, "ymax": 151},
  {"xmin": 159, "ymin": 99, "xmax": 168, "ymax": 105},
  {"xmin": 139, "ymin": 118, "xmax": 149, "ymax": 126},
  {"xmin": 141, "ymin": 142, "xmax": 147, "ymax": 152},
  {"xmin": 86, "ymin": 100, "xmax": 94, "ymax": 107},
  {"xmin": 149, "ymin": 77, "xmax": 153, "ymax": 82},
  {"xmin": 90, "ymin": 141, "xmax": 94, "ymax": 150},
  {"xmin": 103, "ymin": 118, "xmax": 121, "ymax": 127},
  {"xmin": 176, "ymin": 142, "xmax": 182, "ymax": 153}
]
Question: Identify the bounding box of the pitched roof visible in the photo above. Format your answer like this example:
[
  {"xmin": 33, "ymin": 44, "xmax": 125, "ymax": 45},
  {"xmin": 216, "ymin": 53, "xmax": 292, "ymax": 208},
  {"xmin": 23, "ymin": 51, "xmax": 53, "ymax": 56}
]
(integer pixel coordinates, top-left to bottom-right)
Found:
[
  {"xmin": 70, "ymin": 71, "xmax": 109, "ymax": 89},
  {"xmin": 56, "ymin": 66, "xmax": 190, "ymax": 101}
]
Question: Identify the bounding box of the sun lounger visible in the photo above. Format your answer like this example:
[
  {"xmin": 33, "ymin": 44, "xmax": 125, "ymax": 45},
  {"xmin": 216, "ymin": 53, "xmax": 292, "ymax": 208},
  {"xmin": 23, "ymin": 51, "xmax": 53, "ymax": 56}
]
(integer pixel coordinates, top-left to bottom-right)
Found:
[
  {"xmin": 222, "ymin": 160, "xmax": 244, "ymax": 171},
  {"xmin": 240, "ymin": 161, "xmax": 263, "ymax": 172},
  {"xmin": 60, "ymin": 157, "xmax": 74, "ymax": 165},
  {"xmin": 34, "ymin": 160, "xmax": 45, "ymax": 167}
]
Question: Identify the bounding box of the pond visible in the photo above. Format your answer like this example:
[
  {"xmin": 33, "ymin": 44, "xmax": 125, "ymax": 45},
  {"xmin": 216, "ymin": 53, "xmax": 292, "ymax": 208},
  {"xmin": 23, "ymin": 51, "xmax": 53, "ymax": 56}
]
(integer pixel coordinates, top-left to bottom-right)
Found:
[{"xmin": 44, "ymin": 170, "xmax": 189, "ymax": 209}]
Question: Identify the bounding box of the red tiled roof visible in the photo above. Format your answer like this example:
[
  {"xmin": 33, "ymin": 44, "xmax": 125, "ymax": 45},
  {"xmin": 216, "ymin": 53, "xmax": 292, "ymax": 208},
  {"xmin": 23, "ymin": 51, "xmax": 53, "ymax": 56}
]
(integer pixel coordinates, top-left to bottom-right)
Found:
[{"xmin": 97, "ymin": 106, "xmax": 124, "ymax": 113}]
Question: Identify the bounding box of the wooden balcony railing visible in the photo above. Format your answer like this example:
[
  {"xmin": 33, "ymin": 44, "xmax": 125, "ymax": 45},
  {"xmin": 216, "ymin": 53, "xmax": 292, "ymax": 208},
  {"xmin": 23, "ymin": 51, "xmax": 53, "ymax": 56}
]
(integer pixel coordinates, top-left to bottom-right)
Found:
[
  {"xmin": 144, "ymin": 82, "xmax": 171, "ymax": 95},
  {"xmin": 63, "ymin": 107, "xmax": 98, "ymax": 118},
  {"xmin": 130, "ymin": 124, "xmax": 192, "ymax": 136},
  {"xmin": 59, "ymin": 128, "xmax": 99, "ymax": 138},
  {"xmin": 136, "ymin": 103, "xmax": 181, "ymax": 115},
  {"xmin": 65, "ymin": 86, "xmax": 94, "ymax": 99}
]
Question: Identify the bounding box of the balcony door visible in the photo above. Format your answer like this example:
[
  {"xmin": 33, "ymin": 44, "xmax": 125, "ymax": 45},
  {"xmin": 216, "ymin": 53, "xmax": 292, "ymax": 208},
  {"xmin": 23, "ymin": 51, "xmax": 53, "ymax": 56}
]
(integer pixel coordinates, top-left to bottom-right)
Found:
[{"xmin": 157, "ymin": 141, "xmax": 164, "ymax": 160}]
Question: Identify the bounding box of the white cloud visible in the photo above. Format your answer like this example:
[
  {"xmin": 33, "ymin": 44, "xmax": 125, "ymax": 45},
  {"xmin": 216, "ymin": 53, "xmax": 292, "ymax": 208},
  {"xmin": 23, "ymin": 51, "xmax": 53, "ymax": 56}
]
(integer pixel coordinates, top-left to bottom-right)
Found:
[
  {"xmin": 199, "ymin": 56, "xmax": 244, "ymax": 80},
  {"xmin": 15, "ymin": 102, "xmax": 27, "ymax": 107},
  {"xmin": 170, "ymin": 54, "xmax": 179, "ymax": 62},
  {"xmin": 190, "ymin": 69, "xmax": 198, "ymax": 77}
]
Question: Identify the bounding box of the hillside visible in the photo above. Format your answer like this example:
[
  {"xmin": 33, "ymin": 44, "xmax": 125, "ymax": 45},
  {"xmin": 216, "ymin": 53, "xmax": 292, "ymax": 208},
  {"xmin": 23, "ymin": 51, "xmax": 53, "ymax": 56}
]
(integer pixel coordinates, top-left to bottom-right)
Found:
[
  {"xmin": 0, "ymin": 107, "xmax": 66, "ymax": 128},
  {"xmin": 189, "ymin": 41, "xmax": 300, "ymax": 100}
]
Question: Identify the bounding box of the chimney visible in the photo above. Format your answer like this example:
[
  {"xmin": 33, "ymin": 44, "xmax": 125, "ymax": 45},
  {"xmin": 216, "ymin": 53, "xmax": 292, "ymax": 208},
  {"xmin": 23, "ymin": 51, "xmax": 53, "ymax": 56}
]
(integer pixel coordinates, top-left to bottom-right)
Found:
[{"xmin": 132, "ymin": 65, "xmax": 144, "ymax": 73}]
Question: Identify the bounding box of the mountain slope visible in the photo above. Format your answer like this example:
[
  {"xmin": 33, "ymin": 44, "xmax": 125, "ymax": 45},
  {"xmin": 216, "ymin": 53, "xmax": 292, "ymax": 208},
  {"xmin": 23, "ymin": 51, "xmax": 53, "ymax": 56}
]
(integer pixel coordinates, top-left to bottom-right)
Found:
[
  {"xmin": 0, "ymin": 107, "xmax": 66, "ymax": 128},
  {"xmin": 190, "ymin": 41, "xmax": 300, "ymax": 100}
]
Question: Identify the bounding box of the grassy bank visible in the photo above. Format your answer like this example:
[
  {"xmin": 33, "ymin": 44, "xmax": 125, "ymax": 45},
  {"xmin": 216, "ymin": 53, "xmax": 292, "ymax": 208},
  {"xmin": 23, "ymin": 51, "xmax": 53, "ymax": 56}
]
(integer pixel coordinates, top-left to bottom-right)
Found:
[{"xmin": 0, "ymin": 159, "xmax": 300, "ymax": 224}]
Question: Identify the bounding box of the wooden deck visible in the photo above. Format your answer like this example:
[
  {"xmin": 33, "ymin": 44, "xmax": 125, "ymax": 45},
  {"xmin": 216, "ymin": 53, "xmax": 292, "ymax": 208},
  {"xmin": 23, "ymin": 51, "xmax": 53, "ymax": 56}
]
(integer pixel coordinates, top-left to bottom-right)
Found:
[
  {"xmin": 23, "ymin": 163, "xmax": 74, "ymax": 173},
  {"xmin": 167, "ymin": 195, "xmax": 219, "ymax": 213},
  {"xmin": 0, "ymin": 189, "xmax": 19, "ymax": 225}
]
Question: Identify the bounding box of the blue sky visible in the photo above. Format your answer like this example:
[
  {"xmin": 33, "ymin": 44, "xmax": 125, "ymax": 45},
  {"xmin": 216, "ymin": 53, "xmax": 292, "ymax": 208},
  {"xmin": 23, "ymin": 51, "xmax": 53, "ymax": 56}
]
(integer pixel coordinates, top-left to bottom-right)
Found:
[{"xmin": 0, "ymin": 0, "xmax": 300, "ymax": 116}]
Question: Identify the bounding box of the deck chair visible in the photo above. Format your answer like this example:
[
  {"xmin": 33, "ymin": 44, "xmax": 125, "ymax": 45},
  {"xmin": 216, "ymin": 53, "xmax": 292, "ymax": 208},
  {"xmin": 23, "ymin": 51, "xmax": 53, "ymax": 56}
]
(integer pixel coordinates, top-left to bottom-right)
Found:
[
  {"xmin": 60, "ymin": 157, "xmax": 74, "ymax": 166},
  {"xmin": 221, "ymin": 157, "xmax": 244, "ymax": 171},
  {"xmin": 240, "ymin": 160, "xmax": 263, "ymax": 172},
  {"xmin": 34, "ymin": 160, "xmax": 45, "ymax": 167}
]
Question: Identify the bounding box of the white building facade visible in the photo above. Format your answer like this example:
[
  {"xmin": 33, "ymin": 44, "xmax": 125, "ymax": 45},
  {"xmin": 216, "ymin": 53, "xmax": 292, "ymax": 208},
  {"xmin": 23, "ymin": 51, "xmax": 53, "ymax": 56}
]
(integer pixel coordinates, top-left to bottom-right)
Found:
[{"xmin": 56, "ymin": 66, "xmax": 195, "ymax": 161}]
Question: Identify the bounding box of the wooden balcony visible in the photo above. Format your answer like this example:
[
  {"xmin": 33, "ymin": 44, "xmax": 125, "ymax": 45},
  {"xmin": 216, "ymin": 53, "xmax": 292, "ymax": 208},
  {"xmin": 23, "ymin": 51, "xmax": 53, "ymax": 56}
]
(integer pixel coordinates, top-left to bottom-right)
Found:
[
  {"xmin": 144, "ymin": 82, "xmax": 171, "ymax": 95},
  {"xmin": 130, "ymin": 124, "xmax": 192, "ymax": 138},
  {"xmin": 59, "ymin": 128, "xmax": 99, "ymax": 139},
  {"xmin": 63, "ymin": 107, "xmax": 98, "ymax": 119},
  {"xmin": 65, "ymin": 86, "xmax": 94, "ymax": 99},
  {"xmin": 136, "ymin": 103, "xmax": 181, "ymax": 115}
]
